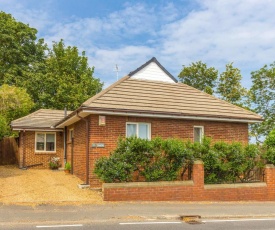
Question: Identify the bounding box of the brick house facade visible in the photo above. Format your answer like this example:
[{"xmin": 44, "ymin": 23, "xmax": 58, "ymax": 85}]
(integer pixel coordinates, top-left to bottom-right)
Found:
[
  {"xmin": 18, "ymin": 131, "xmax": 64, "ymax": 169},
  {"xmin": 11, "ymin": 57, "xmax": 262, "ymax": 188},
  {"xmin": 67, "ymin": 114, "xmax": 249, "ymax": 187}
]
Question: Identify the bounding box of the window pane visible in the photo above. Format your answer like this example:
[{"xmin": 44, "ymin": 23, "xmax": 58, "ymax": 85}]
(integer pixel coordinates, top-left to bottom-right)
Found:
[
  {"xmin": 194, "ymin": 128, "xmax": 202, "ymax": 143},
  {"xmin": 138, "ymin": 124, "xmax": 148, "ymax": 139},
  {"xmin": 36, "ymin": 134, "xmax": 45, "ymax": 151},
  {"xmin": 46, "ymin": 134, "xmax": 55, "ymax": 151},
  {"xmin": 127, "ymin": 124, "xmax": 137, "ymax": 137},
  {"xmin": 70, "ymin": 130, "xmax": 74, "ymax": 140}
]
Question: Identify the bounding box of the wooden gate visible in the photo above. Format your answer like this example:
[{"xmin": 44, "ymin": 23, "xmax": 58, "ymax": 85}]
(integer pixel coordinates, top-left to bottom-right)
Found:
[{"xmin": 0, "ymin": 137, "xmax": 18, "ymax": 165}]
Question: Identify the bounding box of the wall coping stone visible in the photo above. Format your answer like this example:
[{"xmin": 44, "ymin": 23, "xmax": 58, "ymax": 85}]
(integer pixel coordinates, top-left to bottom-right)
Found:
[
  {"xmin": 204, "ymin": 182, "xmax": 266, "ymax": 190},
  {"xmin": 265, "ymin": 164, "xmax": 275, "ymax": 169},
  {"xmin": 194, "ymin": 160, "xmax": 204, "ymax": 165},
  {"xmin": 103, "ymin": 180, "xmax": 194, "ymax": 189}
]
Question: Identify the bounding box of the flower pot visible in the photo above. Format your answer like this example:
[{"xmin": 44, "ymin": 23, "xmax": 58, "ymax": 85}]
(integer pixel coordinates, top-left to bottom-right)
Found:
[{"xmin": 64, "ymin": 169, "xmax": 70, "ymax": 174}]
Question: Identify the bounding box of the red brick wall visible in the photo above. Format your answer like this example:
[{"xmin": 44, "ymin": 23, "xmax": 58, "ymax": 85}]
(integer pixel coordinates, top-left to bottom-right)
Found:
[
  {"xmin": 103, "ymin": 162, "xmax": 275, "ymax": 202},
  {"xmin": 87, "ymin": 115, "xmax": 248, "ymax": 187},
  {"xmin": 67, "ymin": 120, "xmax": 87, "ymax": 183},
  {"xmin": 18, "ymin": 131, "xmax": 63, "ymax": 169}
]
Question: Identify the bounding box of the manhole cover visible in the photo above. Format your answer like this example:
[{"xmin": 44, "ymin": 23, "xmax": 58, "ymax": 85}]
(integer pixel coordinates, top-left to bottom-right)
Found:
[{"xmin": 180, "ymin": 215, "xmax": 203, "ymax": 224}]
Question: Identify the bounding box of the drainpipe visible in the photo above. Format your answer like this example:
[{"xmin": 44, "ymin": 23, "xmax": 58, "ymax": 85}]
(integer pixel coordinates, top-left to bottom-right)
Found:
[
  {"xmin": 22, "ymin": 130, "xmax": 26, "ymax": 169},
  {"xmin": 76, "ymin": 112, "xmax": 90, "ymax": 185},
  {"xmin": 64, "ymin": 126, "xmax": 67, "ymax": 164},
  {"xmin": 63, "ymin": 108, "xmax": 68, "ymax": 165}
]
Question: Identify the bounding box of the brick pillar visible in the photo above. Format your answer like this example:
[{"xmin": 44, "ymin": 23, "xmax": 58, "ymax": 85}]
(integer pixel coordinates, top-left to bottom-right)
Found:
[
  {"xmin": 265, "ymin": 164, "xmax": 275, "ymax": 200},
  {"xmin": 192, "ymin": 160, "xmax": 204, "ymax": 200},
  {"xmin": 193, "ymin": 160, "xmax": 204, "ymax": 186}
]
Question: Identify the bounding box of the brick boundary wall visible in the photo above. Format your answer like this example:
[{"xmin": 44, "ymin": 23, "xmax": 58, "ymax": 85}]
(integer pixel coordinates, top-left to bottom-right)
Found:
[{"xmin": 103, "ymin": 161, "xmax": 275, "ymax": 201}]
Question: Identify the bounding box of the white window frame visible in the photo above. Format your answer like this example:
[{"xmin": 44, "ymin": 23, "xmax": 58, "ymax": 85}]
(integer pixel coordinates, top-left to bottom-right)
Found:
[
  {"xmin": 194, "ymin": 126, "xmax": 204, "ymax": 143},
  {"xmin": 126, "ymin": 122, "xmax": 151, "ymax": 140},
  {"xmin": 35, "ymin": 132, "xmax": 56, "ymax": 153}
]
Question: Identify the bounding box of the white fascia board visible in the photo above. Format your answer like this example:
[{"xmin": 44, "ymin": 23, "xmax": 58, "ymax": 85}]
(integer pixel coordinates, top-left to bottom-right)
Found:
[
  {"xmin": 55, "ymin": 111, "xmax": 89, "ymax": 128},
  {"xmin": 82, "ymin": 109, "xmax": 262, "ymax": 124},
  {"xmin": 12, "ymin": 128, "xmax": 63, "ymax": 132}
]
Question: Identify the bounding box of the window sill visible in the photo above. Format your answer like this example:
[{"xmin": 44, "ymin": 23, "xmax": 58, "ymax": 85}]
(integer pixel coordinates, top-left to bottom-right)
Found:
[{"xmin": 35, "ymin": 151, "xmax": 56, "ymax": 154}]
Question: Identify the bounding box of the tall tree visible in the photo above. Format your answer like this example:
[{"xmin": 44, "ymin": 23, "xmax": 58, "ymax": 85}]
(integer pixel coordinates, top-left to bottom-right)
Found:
[
  {"xmin": 178, "ymin": 61, "xmax": 218, "ymax": 95},
  {"xmin": 32, "ymin": 40, "xmax": 103, "ymax": 110},
  {"xmin": 0, "ymin": 84, "xmax": 34, "ymax": 139},
  {"xmin": 0, "ymin": 11, "xmax": 46, "ymax": 86},
  {"xmin": 217, "ymin": 62, "xmax": 247, "ymax": 106},
  {"xmin": 249, "ymin": 62, "xmax": 275, "ymax": 141}
]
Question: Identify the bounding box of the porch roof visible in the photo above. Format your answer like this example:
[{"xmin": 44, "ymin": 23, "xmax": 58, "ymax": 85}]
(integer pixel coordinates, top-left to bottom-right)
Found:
[{"xmin": 11, "ymin": 109, "xmax": 72, "ymax": 131}]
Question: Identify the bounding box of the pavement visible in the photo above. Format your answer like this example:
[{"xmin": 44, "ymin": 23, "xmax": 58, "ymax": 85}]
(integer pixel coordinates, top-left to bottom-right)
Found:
[{"xmin": 1, "ymin": 202, "xmax": 275, "ymax": 224}]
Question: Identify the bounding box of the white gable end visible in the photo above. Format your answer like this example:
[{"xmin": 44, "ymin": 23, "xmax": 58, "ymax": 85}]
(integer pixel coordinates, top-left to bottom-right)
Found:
[{"xmin": 130, "ymin": 62, "xmax": 176, "ymax": 83}]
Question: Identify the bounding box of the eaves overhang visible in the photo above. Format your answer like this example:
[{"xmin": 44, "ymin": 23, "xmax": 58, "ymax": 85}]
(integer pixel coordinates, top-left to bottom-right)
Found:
[
  {"xmin": 55, "ymin": 107, "xmax": 263, "ymax": 128},
  {"xmin": 11, "ymin": 126, "xmax": 64, "ymax": 132}
]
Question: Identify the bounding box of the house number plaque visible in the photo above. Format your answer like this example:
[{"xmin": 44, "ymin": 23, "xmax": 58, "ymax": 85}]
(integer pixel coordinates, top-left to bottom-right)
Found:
[{"xmin": 91, "ymin": 143, "xmax": 105, "ymax": 148}]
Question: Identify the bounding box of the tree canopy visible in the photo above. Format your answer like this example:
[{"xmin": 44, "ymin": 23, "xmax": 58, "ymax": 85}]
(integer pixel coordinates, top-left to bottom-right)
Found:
[
  {"xmin": 217, "ymin": 62, "xmax": 247, "ymax": 106},
  {"xmin": 0, "ymin": 84, "xmax": 34, "ymax": 138},
  {"xmin": 30, "ymin": 40, "xmax": 103, "ymax": 110},
  {"xmin": 0, "ymin": 11, "xmax": 46, "ymax": 86},
  {"xmin": 249, "ymin": 62, "xmax": 275, "ymax": 141},
  {"xmin": 178, "ymin": 61, "xmax": 218, "ymax": 95},
  {"xmin": 0, "ymin": 11, "xmax": 103, "ymax": 139}
]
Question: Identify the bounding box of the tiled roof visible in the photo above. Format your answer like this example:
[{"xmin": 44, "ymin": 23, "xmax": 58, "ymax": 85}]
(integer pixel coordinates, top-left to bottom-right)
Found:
[
  {"xmin": 11, "ymin": 109, "xmax": 72, "ymax": 129},
  {"xmin": 82, "ymin": 77, "xmax": 262, "ymax": 121}
]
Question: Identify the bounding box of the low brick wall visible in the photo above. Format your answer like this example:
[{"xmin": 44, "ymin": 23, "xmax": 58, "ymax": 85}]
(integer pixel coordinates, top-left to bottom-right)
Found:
[{"xmin": 103, "ymin": 161, "xmax": 275, "ymax": 201}]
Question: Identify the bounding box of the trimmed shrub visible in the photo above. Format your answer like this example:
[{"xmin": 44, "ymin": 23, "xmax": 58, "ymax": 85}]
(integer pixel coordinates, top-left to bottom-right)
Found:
[{"xmin": 94, "ymin": 137, "xmax": 265, "ymax": 184}]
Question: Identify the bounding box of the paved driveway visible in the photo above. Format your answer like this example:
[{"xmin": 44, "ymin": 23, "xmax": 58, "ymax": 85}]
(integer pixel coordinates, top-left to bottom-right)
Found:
[{"xmin": 0, "ymin": 165, "xmax": 103, "ymax": 205}]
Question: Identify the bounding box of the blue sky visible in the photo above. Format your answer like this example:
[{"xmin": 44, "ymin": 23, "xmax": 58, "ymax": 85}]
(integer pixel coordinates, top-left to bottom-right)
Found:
[{"xmin": 1, "ymin": 0, "xmax": 275, "ymax": 88}]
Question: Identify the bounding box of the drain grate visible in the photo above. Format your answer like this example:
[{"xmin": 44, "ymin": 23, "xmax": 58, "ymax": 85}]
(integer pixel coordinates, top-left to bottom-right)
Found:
[{"xmin": 180, "ymin": 215, "xmax": 203, "ymax": 224}]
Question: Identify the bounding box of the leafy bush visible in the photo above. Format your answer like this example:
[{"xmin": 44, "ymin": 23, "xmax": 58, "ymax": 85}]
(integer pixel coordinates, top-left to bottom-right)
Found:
[
  {"xmin": 94, "ymin": 137, "xmax": 195, "ymax": 183},
  {"xmin": 94, "ymin": 137, "xmax": 265, "ymax": 184},
  {"xmin": 264, "ymin": 129, "xmax": 275, "ymax": 165}
]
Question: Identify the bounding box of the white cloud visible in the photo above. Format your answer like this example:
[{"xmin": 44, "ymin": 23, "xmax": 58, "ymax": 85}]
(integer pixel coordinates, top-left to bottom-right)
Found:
[
  {"xmin": 1, "ymin": 0, "xmax": 275, "ymax": 88},
  {"xmin": 159, "ymin": 0, "xmax": 275, "ymax": 85}
]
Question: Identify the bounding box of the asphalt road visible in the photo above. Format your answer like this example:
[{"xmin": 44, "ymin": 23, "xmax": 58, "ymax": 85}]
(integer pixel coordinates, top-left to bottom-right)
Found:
[{"xmin": 2, "ymin": 219, "xmax": 275, "ymax": 230}]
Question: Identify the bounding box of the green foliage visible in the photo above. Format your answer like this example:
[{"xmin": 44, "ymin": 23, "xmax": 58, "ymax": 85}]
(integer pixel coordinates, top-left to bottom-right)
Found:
[
  {"xmin": 95, "ymin": 137, "xmax": 264, "ymax": 184},
  {"xmin": 263, "ymin": 129, "xmax": 275, "ymax": 164},
  {"xmin": 249, "ymin": 62, "xmax": 275, "ymax": 141},
  {"xmin": 217, "ymin": 62, "xmax": 247, "ymax": 106},
  {"xmin": 203, "ymin": 142, "xmax": 264, "ymax": 183},
  {"xmin": 65, "ymin": 162, "xmax": 71, "ymax": 170},
  {"xmin": 31, "ymin": 40, "xmax": 103, "ymax": 110},
  {"xmin": 0, "ymin": 84, "xmax": 34, "ymax": 123},
  {"xmin": 178, "ymin": 61, "xmax": 218, "ymax": 95},
  {"xmin": 0, "ymin": 84, "xmax": 34, "ymax": 139},
  {"xmin": 94, "ymin": 137, "xmax": 195, "ymax": 183},
  {"xmin": 0, "ymin": 11, "xmax": 103, "ymax": 112},
  {"xmin": 0, "ymin": 11, "xmax": 46, "ymax": 86},
  {"xmin": 0, "ymin": 115, "xmax": 9, "ymax": 139}
]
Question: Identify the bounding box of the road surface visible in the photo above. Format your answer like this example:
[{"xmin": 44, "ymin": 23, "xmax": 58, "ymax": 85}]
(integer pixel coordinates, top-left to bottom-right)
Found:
[{"xmin": 2, "ymin": 218, "xmax": 275, "ymax": 230}]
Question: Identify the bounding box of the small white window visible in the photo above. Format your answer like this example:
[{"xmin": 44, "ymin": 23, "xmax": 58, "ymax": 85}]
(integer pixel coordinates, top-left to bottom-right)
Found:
[
  {"xmin": 35, "ymin": 132, "xmax": 56, "ymax": 152},
  {"xmin": 126, "ymin": 122, "xmax": 151, "ymax": 140},
  {"xmin": 69, "ymin": 129, "xmax": 74, "ymax": 142},
  {"xmin": 194, "ymin": 126, "xmax": 204, "ymax": 143}
]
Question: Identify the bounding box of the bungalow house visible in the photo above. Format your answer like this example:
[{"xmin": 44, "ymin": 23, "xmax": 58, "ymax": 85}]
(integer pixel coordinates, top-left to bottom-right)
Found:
[{"xmin": 11, "ymin": 57, "xmax": 263, "ymax": 187}]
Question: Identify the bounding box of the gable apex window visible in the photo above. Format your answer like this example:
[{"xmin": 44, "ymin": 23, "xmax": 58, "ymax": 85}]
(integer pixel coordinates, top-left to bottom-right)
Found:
[
  {"xmin": 126, "ymin": 122, "xmax": 151, "ymax": 140},
  {"xmin": 35, "ymin": 132, "xmax": 56, "ymax": 152},
  {"xmin": 194, "ymin": 126, "xmax": 204, "ymax": 143}
]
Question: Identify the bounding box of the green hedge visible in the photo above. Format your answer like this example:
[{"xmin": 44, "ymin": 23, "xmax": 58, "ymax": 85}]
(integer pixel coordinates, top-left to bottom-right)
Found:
[
  {"xmin": 94, "ymin": 137, "xmax": 265, "ymax": 184},
  {"xmin": 264, "ymin": 129, "xmax": 275, "ymax": 165}
]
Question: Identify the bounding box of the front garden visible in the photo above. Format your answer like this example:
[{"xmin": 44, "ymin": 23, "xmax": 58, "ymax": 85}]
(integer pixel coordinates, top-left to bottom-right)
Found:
[{"xmin": 94, "ymin": 134, "xmax": 275, "ymax": 184}]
